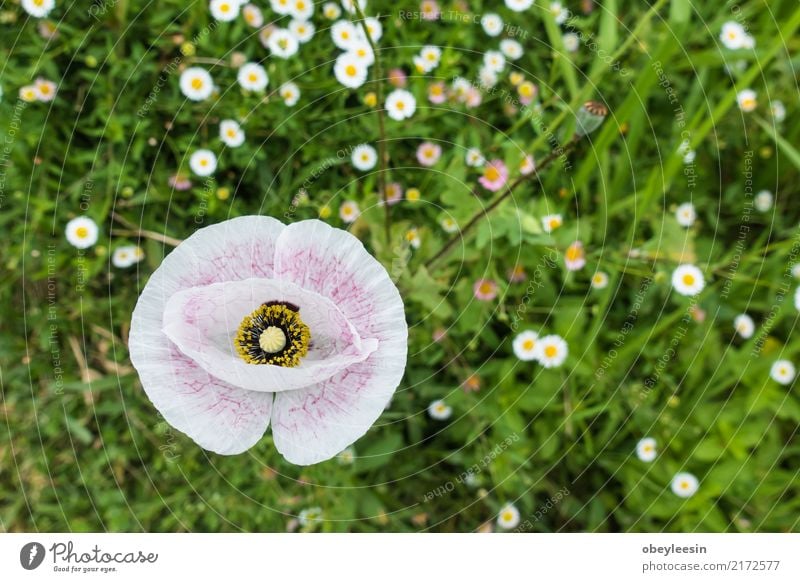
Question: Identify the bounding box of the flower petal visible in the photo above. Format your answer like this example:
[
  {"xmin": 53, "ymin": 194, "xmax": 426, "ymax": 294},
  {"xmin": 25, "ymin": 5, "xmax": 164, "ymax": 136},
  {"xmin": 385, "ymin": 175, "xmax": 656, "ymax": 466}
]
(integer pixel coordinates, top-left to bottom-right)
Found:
[
  {"xmin": 161, "ymin": 277, "xmax": 378, "ymax": 392},
  {"xmin": 129, "ymin": 215, "xmax": 286, "ymax": 454},
  {"xmin": 270, "ymin": 220, "xmax": 408, "ymax": 464}
]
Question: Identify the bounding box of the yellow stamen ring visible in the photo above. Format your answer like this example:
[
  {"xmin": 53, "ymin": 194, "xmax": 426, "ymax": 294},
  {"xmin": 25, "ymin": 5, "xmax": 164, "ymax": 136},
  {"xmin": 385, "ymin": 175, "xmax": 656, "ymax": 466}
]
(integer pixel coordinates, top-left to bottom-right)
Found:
[{"xmin": 234, "ymin": 302, "xmax": 310, "ymax": 366}]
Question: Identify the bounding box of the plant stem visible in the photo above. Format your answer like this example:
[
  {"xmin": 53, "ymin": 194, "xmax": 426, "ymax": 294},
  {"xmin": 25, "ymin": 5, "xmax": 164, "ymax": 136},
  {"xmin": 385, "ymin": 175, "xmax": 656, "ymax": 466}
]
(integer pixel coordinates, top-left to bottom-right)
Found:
[
  {"xmin": 352, "ymin": 5, "xmax": 390, "ymax": 245},
  {"xmin": 425, "ymin": 134, "xmax": 582, "ymax": 269}
]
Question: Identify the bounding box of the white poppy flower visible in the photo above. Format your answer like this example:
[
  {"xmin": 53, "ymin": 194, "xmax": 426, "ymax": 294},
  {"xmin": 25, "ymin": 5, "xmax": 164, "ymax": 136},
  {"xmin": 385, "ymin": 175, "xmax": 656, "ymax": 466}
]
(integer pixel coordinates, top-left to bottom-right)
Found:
[{"xmin": 129, "ymin": 216, "xmax": 408, "ymax": 464}]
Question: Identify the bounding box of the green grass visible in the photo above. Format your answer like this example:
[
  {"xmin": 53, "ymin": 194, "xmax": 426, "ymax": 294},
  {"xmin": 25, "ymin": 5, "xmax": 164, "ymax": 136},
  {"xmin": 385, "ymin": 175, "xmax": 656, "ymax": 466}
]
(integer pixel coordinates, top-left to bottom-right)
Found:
[{"xmin": 1, "ymin": 0, "xmax": 799, "ymax": 532}]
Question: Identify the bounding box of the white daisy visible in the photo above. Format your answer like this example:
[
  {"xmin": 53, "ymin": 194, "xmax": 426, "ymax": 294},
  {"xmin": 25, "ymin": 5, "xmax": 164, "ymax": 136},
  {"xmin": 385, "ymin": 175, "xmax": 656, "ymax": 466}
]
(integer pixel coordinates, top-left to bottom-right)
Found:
[
  {"xmin": 512, "ymin": 331, "xmax": 538, "ymax": 361},
  {"xmin": 331, "ymin": 20, "xmax": 359, "ymax": 49},
  {"xmin": 405, "ymin": 228, "xmax": 421, "ymax": 249},
  {"xmin": 770, "ymin": 360, "xmax": 796, "ymax": 385},
  {"xmin": 112, "ymin": 245, "xmax": 144, "ymax": 268},
  {"xmin": 21, "ymin": 0, "xmax": 55, "ymax": 18},
  {"xmin": 19, "ymin": 85, "xmax": 38, "ymax": 103},
  {"xmin": 440, "ymin": 217, "xmax": 459, "ymax": 233},
  {"xmin": 792, "ymin": 265, "xmax": 800, "ymax": 280},
  {"xmin": 795, "ymin": 286, "xmax": 800, "ymax": 310},
  {"xmin": 483, "ymin": 50, "xmax": 506, "ymax": 73},
  {"xmin": 289, "ymin": 19, "xmax": 315, "ymax": 43},
  {"xmin": 279, "ymin": 82, "xmax": 301, "ymax": 106},
  {"xmin": 268, "ymin": 28, "xmax": 299, "ymax": 59},
  {"xmin": 675, "ymin": 202, "xmax": 696, "ymax": 227},
  {"xmin": 34, "ymin": 78, "xmax": 57, "ymax": 102},
  {"xmin": 179, "ymin": 67, "xmax": 214, "ymax": 101},
  {"xmin": 340, "ymin": 0, "xmax": 367, "ymax": 15},
  {"xmin": 496, "ymin": 504, "xmax": 520, "ymax": 530},
  {"xmin": 242, "ymin": 3, "xmax": 264, "ymax": 27},
  {"xmin": 270, "ymin": 0, "xmax": 292, "ymax": 15},
  {"xmin": 334, "ymin": 53, "xmax": 368, "ymax": 89},
  {"xmin": 288, "ymin": 0, "xmax": 313, "ymax": 20},
  {"xmin": 480, "ymin": 13, "xmax": 503, "ymax": 37},
  {"xmin": 550, "ymin": 1, "xmax": 569, "ymax": 24},
  {"xmin": 500, "ymin": 39, "xmax": 523, "ymax": 61},
  {"xmin": 220, "ymin": 119, "xmax": 245, "ymax": 147},
  {"xmin": 754, "ymin": 190, "xmax": 773, "ymax": 212},
  {"xmin": 465, "ymin": 147, "xmax": 485, "ymax": 167},
  {"xmin": 237, "ymin": 62, "xmax": 268, "ymax": 92},
  {"xmin": 770, "ymin": 100, "xmax": 786, "ymax": 123},
  {"xmin": 562, "ymin": 32, "xmax": 580, "ymax": 52},
  {"xmin": 362, "ymin": 17, "xmax": 383, "ymax": 42},
  {"xmin": 427, "ymin": 399, "xmax": 452, "ymax": 420},
  {"xmin": 189, "ymin": 149, "xmax": 217, "ymax": 177},
  {"xmin": 505, "ymin": 0, "xmax": 533, "ymax": 11},
  {"xmin": 209, "ymin": 0, "xmax": 240, "ymax": 21},
  {"xmin": 351, "ymin": 144, "xmax": 377, "ymax": 171},
  {"xmin": 720, "ymin": 21, "xmax": 747, "ymax": 50},
  {"xmin": 542, "ymin": 214, "xmax": 562, "ymax": 233},
  {"xmin": 671, "ymin": 472, "xmax": 699, "ymax": 498},
  {"xmin": 636, "ymin": 437, "xmax": 657, "ymax": 462},
  {"xmin": 733, "ymin": 314, "xmax": 754, "ymax": 339},
  {"xmin": 385, "ymin": 89, "xmax": 416, "ymax": 121},
  {"xmin": 420, "ymin": 45, "xmax": 442, "ymax": 69},
  {"xmin": 534, "ymin": 335, "xmax": 568, "ymax": 368},
  {"xmin": 65, "ymin": 216, "xmax": 99, "ymax": 249},
  {"xmin": 591, "ymin": 271, "xmax": 609, "ymax": 289},
  {"xmin": 349, "ymin": 40, "xmax": 375, "ymax": 65},
  {"xmin": 339, "ymin": 200, "xmax": 360, "ymax": 223},
  {"xmin": 322, "ymin": 2, "xmax": 341, "ymax": 19},
  {"xmin": 737, "ymin": 89, "xmax": 757, "ymax": 112},
  {"xmin": 671, "ymin": 264, "xmax": 704, "ymax": 296}
]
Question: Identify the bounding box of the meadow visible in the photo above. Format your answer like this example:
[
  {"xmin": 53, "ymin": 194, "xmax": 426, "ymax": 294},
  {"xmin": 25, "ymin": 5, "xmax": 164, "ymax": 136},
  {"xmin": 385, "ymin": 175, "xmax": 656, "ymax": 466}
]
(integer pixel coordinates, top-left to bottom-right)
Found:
[{"xmin": 1, "ymin": 0, "xmax": 799, "ymax": 532}]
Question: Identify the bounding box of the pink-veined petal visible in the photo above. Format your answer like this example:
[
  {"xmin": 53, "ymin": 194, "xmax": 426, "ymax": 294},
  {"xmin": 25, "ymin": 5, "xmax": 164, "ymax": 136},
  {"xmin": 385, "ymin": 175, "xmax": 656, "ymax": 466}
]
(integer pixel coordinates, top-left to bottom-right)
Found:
[
  {"xmin": 161, "ymin": 277, "xmax": 378, "ymax": 392},
  {"xmin": 129, "ymin": 216, "xmax": 286, "ymax": 454},
  {"xmin": 270, "ymin": 220, "xmax": 407, "ymax": 464}
]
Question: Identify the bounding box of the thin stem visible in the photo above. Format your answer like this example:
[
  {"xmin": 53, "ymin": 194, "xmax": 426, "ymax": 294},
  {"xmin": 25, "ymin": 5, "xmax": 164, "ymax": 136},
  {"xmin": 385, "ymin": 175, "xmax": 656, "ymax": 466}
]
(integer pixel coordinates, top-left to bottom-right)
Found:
[
  {"xmin": 425, "ymin": 135, "xmax": 582, "ymax": 269},
  {"xmin": 352, "ymin": 5, "xmax": 390, "ymax": 244},
  {"xmin": 111, "ymin": 212, "xmax": 182, "ymax": 247}
]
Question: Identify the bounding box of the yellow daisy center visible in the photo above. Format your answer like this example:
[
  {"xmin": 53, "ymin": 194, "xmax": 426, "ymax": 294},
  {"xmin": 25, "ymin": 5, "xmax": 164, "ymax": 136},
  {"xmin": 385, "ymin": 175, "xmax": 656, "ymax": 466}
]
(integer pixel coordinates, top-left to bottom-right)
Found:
[
  {"xmin": 544, "ymin": 345, "xmax": 558, "ymax": 358},
  {"xmin": 522, "ymin": 339, "xmax": 534, "ymax": 351},
  {"xmin": 682, "ymin": 273, "xmax": 695, "ymax": 286},
  {"xmin": 75, "ymin": 226, "xmax": 89, "ymax": 239}
]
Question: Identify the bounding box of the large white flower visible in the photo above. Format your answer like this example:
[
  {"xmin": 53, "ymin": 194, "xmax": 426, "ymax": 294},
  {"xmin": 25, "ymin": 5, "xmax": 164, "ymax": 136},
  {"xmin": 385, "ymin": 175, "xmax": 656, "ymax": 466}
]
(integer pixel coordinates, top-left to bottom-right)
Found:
[
  {"xmin": 129, "ymin": 217, "xmax": 408, "ymax": 465},
  {"xmin": 22, "ymin": 0, "xmax": 55, "ymax": 18},
  {"xmin": 237, "ymin": 62, "xmax": 269, "ymax": 92},
  {"xmin": 180, "ymin": 67, "xmax": 214, "ymax": 101}
]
